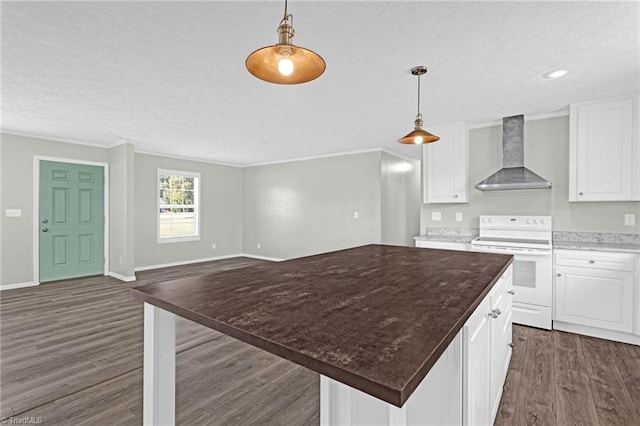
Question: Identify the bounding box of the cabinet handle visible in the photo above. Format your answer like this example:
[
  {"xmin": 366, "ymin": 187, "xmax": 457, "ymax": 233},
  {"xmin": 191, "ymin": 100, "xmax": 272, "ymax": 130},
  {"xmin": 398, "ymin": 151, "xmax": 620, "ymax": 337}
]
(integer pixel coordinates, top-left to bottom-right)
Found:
[
  {"xmin": 454, "ymin": 194, "xmax": 458, "ymax": 198},
  {"xmin": 489, "ymin": 308, "xmax": 501, "ymax": 318},
  {"xmin": 557, "ymin": 273, "xmax": 562, "ymax": 277},
  {"xmin": 508, "ymin": 290, "xmax": 515, "ymax": 295},
  {"xmin": 42, "ymin": 228, "xmax": 48, "ymax": 232},
  {"xmin": 579, "ymin": 192, "xmax": 584, "ymax": 196},
  {"xmin": 589, "ymin": 260, "xmax": 595, "ymax": 264}
]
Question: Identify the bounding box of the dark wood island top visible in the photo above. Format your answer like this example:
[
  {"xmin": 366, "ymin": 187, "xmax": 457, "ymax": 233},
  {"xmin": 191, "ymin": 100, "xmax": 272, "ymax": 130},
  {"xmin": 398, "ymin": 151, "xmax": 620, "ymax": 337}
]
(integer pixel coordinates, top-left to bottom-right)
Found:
[{"xmin": 131, "ymin": 244, "xmax": 512, "ymax": 407}]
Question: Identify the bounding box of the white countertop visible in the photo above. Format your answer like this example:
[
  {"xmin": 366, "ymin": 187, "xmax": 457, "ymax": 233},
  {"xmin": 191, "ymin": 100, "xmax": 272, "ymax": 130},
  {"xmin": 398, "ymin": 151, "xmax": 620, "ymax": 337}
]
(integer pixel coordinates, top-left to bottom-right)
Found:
[{"xmin": 553, "ymin": 241, "xmax": 640, "ymax": 254}]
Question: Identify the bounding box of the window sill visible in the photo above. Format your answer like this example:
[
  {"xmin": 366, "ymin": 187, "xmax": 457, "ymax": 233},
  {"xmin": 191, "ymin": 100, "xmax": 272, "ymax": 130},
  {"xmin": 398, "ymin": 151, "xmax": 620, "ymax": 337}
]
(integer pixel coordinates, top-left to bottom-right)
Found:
[{"xmin": 157, "ymin": 236, "xmax": 201, "ymax": 244}]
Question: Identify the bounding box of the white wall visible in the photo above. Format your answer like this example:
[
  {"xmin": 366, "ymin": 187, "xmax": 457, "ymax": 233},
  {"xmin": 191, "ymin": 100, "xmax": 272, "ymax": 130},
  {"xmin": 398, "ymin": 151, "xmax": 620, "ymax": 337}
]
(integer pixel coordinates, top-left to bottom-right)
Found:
[
  {"xmin": 134, "ymin": 152, "xmax": 243, "ymax": 268},
  {"xmin": 0, "ymin": 134, "xmax": 109, "ymax": 285},
  {"xmin": 108, "ymin": 143, "xmax": 136, "ymax": 279},
  {"xmin": 242, "ymin": 152, "xmax": 383, "ymax": 260},
  {"xmin": 381, "ymin": 152, "xmax": 421, "ymax": 246}
]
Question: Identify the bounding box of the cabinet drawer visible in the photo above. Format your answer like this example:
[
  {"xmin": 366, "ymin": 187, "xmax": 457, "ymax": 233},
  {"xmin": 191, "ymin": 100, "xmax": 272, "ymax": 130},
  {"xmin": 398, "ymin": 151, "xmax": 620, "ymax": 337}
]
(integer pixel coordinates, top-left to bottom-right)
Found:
[
  {"xmin": 555, "ymin": 249, "xmax": 635, "ymax": 272},
  {"xmin": 512, "ymin": 302, "xmax": 552, "ymax": 330}
]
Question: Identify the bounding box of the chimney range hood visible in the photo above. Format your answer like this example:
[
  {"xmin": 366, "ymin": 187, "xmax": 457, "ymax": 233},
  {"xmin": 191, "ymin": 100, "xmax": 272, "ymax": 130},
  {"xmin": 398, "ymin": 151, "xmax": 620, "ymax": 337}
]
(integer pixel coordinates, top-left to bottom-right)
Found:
[{"xmin": 475, "ymin": 115, "xmax": 551, "ymax": 191}]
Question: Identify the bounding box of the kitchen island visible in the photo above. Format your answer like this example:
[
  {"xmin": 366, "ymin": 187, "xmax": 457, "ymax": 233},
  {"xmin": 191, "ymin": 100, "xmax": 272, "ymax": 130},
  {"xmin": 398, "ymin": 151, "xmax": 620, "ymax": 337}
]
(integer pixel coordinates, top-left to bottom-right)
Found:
[{"xmin": 131, "ymin": 244, "xmax": 513, "ymax": 425}]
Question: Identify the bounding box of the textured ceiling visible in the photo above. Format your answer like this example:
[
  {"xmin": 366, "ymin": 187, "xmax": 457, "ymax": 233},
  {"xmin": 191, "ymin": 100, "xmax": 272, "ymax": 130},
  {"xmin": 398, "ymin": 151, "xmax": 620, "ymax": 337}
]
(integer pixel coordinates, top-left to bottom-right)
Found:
[{"xmin": 2, "ymin": 1, "xmax": 639, "ymax": 165}]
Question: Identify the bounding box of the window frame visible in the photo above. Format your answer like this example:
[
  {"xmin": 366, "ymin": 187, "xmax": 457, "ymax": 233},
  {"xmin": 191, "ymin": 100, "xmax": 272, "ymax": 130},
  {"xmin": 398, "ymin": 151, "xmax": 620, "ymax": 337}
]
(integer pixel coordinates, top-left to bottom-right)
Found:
[{"xmin": 157, "ymin": 168, "xmax": 201, "ymax": 244}]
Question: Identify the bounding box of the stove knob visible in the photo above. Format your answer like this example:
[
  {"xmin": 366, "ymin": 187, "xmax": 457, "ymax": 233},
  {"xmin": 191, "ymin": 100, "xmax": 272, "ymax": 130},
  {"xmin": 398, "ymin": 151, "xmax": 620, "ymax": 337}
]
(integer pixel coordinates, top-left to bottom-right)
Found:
[
  {"xmin": 534, "ymin": 219, "xmax": 540, "ymax": 224},
  {"xmin": 488, "ymin": 219, "xmax": 494, "ymax": 224},
  {"xmin": 526, "ymin": 219, "xmax": 532, "ymax": 224},
  {"xmin": 541, "ymin": 219, "xmax": 547, "ymax": 225}
]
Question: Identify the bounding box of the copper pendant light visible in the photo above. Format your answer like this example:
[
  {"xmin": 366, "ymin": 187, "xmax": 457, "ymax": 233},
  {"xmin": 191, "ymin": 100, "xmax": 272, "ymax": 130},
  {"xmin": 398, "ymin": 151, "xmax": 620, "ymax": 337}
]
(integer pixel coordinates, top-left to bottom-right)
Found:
[
  {"xmin": 246, "ymin": 0, "xmax": 325, "ymax": 84},
  {"xmin": 398, "ymin": 66, "xmax": 439, "ymax": 144}
]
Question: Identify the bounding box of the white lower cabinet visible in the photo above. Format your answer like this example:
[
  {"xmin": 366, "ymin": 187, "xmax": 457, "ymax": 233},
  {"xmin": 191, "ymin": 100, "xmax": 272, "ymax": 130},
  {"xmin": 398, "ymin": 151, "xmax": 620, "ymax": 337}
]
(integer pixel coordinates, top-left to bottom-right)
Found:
[
  {"xmin": 554, "ymin": 250, "xmax": 639, "ymax": 343},
  {"xmin": 414, "ymin": 240, "xmax": 471, "ymax": 251},
  {"xmin": 464, "ymin": 265, "xmax": 513, "ymax": 426}
]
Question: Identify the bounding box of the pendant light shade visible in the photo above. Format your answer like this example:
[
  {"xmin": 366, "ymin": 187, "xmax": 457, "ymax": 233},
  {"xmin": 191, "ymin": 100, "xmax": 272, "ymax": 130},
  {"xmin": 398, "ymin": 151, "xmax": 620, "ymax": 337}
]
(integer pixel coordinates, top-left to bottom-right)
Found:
[
  {"xmin": 246, "ymin": 0, "xmax": 325, "ymax": 84},
  {"xmin": 398, "ymin": 66, "xmax": 439, "ymax": 145}
]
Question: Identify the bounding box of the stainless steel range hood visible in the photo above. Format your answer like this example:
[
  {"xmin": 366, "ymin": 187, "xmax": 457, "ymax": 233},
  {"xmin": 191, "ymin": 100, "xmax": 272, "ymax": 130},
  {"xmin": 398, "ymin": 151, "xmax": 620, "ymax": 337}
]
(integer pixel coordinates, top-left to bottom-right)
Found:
[{"xmin": 475, "ymin": 115, "xmax": 551, "ymax": 191}]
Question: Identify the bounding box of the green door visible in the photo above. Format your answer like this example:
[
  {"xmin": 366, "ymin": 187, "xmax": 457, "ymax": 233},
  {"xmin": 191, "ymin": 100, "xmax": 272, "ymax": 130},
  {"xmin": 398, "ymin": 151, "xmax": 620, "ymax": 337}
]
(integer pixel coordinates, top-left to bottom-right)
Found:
[{"xmin": 39, "ymin": 160, "xmax": 105, "ymax": 282}]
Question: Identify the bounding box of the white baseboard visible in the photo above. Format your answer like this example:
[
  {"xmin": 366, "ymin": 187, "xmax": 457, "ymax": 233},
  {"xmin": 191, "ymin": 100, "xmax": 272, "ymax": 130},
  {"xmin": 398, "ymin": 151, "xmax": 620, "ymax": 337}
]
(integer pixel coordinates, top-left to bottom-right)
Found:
[
  {"xmin": 553, "ymin": 321, "xmax": 640, "ymax": 346},
  {"xmin": 134, "ymin": 253, "xmax": 284, "ymax": 273},
  {"xmin": 106, "ymin": 272, "xmax": 137, "ymax": 282},
  {"xmin": 0, "ymin": 281, "xmax": 40, "ymax": 291},
  {"xmin": 135, "ymin": 254, "xmax": 245, "ymax": 272},
  {"xmin": 240, "ymin": 253, "xmax": 285, "ymax": 262}
]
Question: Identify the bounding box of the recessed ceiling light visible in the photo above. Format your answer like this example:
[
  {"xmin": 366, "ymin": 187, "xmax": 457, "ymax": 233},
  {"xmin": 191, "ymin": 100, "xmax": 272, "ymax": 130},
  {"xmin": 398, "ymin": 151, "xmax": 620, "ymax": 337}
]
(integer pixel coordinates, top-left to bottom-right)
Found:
[{"xmin": 543, "ymin": 69, "xmax": 568, "ymax": 79}]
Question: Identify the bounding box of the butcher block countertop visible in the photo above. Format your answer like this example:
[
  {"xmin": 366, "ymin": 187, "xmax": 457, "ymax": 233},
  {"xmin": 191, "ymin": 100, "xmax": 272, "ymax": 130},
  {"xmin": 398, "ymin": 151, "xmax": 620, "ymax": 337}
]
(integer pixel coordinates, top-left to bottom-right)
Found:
[{"xmin": 131, "ymin": 244, "xmax": 513, "ymax": 407}]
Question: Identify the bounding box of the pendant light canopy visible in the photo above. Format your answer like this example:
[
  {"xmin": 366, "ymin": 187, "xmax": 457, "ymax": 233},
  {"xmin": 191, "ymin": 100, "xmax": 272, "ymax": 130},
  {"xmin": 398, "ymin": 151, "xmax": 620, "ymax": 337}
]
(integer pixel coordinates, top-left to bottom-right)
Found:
[
  {"xmin": 246, "ymin": 0, "xmax": 325, "ymax": 84},
  {"xmin": 398, "ymin": 66, "xmax": 439, "ymax": 145}
]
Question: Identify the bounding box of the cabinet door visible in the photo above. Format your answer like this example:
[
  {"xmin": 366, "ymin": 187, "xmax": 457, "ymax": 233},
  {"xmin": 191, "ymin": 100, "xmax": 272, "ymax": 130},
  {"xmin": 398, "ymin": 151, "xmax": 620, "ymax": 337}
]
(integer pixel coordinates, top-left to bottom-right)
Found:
[
  {"xmin": 423, "ymin": 122, "xmax": 468, "ymax": 203},
  {"xmin": 489, "ymin": 284, "xmax": 506, "ymax": 423},
  {"xmin": 555, "ymin": 266, "xmax": 633, "ymax": 332},
  {"xmin": 569, "ymin": 96, "xmax": 638, "ymax": 201},
  {"xmin": 463, "ymin": 297, "xmax": 490, "ymax": 426}
]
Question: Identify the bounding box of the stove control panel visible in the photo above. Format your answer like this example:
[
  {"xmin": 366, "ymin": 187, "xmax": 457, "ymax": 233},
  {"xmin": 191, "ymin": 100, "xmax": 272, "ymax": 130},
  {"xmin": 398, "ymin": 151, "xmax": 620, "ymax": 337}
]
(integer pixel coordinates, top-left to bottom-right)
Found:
[{"xmin": 479, "ymin": 215, "xmax": 552, "ymax": 230}]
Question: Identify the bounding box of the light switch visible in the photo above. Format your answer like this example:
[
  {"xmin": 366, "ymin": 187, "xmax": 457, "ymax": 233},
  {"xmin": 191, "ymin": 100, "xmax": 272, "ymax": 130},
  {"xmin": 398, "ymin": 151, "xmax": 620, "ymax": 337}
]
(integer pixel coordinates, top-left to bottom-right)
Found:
[
  {"xmin": 456, "ymin": 212, "xmax": 463, "ymax": 222},
  {"xmin": 354, "ymin": 211, "xmax": 359, "ymax": 219},
  {"xmin": 432, "ymin": 212, "xmax": 442, "ymax": 221},
  {"xmin": 5, "ymin": 209, "xmax": 21, "ymax": 217},
  {"xmin": 624, "ymin": 213, "xmax": 636, "ymax": 226}
]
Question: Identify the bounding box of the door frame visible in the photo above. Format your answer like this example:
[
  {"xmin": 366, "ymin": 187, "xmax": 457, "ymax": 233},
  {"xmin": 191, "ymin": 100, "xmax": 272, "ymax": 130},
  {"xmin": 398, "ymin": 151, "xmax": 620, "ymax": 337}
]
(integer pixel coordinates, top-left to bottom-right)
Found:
[{"xmin": 33, "ymin": 156, "xmax": 110, "ymax": 284}]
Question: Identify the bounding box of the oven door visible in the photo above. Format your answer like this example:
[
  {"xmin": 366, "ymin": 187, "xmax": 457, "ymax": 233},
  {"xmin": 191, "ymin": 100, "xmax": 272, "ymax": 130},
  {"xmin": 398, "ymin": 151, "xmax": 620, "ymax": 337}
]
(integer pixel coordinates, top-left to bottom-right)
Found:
[{"xmin": 470, "ymin": 245, "xmax": 553, "ymax": 307}]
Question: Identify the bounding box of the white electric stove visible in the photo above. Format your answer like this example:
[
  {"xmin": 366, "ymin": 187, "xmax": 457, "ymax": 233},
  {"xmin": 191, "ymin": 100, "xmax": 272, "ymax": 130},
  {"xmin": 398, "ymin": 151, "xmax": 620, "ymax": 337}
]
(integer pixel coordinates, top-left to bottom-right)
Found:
[{"xmin": 471, "ymin": 215, "xmax": 553, "ymax": 330}]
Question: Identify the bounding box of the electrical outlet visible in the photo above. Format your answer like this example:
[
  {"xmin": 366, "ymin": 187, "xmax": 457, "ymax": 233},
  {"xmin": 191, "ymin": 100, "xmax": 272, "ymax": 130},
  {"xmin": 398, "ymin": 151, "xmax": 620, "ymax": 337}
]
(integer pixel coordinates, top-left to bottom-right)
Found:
[
  {"xmin": 212, "ymin": 243, "xmax": 217, "ymax": 250},
  {"xmin": 353, "ymin": 211, "xmax": 359, "ymax": 219},
  {"xmin": 624, "ymin": 213, "xmax": 636, "ymax": 226},
  {"xmin": 5, "ymin": 209, "xmax": 21, "ymax": 217},
  {"xmin": 456, "ymin": 212, "xmax": 463, "ymax": 222},
  {"xmin": 257, "ymin": 242, "xmax": 261, "ymax": 249},
  {"xmin": 432, "ymin": 212, "xmax": 442, "ymax": 221}
]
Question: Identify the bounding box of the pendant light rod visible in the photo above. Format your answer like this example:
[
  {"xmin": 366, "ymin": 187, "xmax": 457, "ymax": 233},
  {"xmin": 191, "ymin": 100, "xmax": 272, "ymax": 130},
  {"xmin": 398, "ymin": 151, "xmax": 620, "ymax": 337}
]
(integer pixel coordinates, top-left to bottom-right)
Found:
[{"xmin": 417, "ymin": 70, "xmax": 421, "ymax": 116}]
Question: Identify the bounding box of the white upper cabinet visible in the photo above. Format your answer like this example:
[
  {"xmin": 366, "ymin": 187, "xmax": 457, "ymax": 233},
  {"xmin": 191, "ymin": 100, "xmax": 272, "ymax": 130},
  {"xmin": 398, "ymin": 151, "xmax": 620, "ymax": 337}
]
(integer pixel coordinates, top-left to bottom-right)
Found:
[
  {"xmin": 569, "ymin": 94, "xmax": 639, "ymax": 201},
  {"xmin": 423, "ymin": 122, "xmax": 468, "ymax": 203}
]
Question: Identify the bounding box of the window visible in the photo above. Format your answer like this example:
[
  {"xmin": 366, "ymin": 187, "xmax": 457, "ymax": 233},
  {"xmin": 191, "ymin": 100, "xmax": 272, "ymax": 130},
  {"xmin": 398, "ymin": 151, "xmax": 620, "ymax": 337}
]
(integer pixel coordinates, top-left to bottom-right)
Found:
[{"xmin": 157, "ymin": 169, "xmax": 200, "ymax": 243}]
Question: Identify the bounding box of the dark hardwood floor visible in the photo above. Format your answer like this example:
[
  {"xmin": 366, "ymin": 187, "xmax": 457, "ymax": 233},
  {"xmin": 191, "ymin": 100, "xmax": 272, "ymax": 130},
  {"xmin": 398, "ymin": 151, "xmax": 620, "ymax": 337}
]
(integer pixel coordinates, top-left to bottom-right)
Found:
[
  {"xmin": 1, "ymin": 257, "xmax": 639, "ymax": 425},
  {"xmin": 495, "ymin": 324, "xmax": 640, "ymax": 426}
]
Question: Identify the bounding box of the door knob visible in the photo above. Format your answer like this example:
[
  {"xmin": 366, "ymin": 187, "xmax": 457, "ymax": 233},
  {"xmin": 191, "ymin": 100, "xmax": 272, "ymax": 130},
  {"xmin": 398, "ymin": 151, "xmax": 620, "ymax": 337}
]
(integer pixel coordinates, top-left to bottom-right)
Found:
[
  {"xmin": 42, "ymin": 228, "xmax": 48, "ymax": 232},
  {"xmin": 42, "ymin": 219, "xmax": 48, "ymax": 224},
  {"xmin": 508, "ymin": 343, "xmax": 514, "ymax": 348},
  {"xmin": 508, "ymin": 290, "xmax": 515, "ymax": 295}
]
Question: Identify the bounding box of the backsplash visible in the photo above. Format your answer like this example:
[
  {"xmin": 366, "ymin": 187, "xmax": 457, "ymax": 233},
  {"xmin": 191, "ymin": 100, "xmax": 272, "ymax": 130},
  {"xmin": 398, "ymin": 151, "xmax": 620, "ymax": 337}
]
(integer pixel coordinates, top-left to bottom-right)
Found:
[
  {"xmin": 553, "ymin": 231, "xmax": 640, "ymax": 245},
  {"xmin": 425, "ymin": 227, "xmax": 479, "ymax": 238}
]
